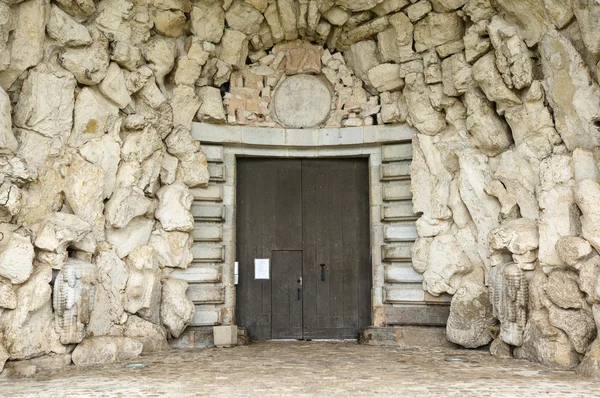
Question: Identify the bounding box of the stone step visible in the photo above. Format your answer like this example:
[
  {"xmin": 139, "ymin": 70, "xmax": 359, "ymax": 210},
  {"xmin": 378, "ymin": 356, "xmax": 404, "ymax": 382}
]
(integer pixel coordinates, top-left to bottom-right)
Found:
[
  {"xmin": 381, "ymin": 243, "xmax": 413, "ymax": 262},
  {"xmin": 191, "ymin": 224, "xmax": 223, "ymax": 242},
  {"xmin": 384, "ymin": 284, "xmax": 426, "ymax": 303},
  {"xmin": 208, "ymin": 164, "xmax": 225, "ymax": 182},
  {"xmin": 382, "ymin": 143, "xmax": 413, "ymax": 162},
  {"xmin": 383, "ymin": 223, "xmax": 418, "ymax": 242},
  {"xmin": 382, "ymin": 181, "xmax": 412, "ymax": 201},
  {"xmin": 381, "ymin": 202, "xmax": 418, "ymax": 221},
  {"xmin": 201, "ymin": 145, "xmax": 224, "ymax": 163},
  {"xmin": 384, "ymin": 264, "xmax": 423, "ymax": 283},
  {"xmin": 187, "ymin": 285, "xmax": 226, "ymax": 304},
  {"xmin": 190, "ymin": 185, "xmax": 223, "ymax": 202},
  {"xmin": 190, "ymin": 307, "xmax": 220, "ymax": 326},
  {"xmin": 170, "ymin": 265, "xmax": 221, "ymax": 283},
  {"xmin": 380, "ymin": 161, "xmax": 411, "ymax": 181},
  {"xmin": 191, "ymin": 244, "xmax": 225, "ymax": 263},
  {"xmin": 191, "ymin": 203, "xmax": 225, "ymax": 222}
]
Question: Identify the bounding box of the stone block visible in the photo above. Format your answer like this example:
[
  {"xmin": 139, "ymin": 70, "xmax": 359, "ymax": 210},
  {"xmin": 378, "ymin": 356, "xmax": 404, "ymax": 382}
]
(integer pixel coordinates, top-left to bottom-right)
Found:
[
  {"xmin": 191, "ymin": 244, "xmax": 225, "ymax": 263},
  {"xmin": 213, "ymin": 325, "xmax": 238, "ymax": 347},
  {"xmin": 381, "ymin": 243, "xmax": 414, "ymax": 262}
]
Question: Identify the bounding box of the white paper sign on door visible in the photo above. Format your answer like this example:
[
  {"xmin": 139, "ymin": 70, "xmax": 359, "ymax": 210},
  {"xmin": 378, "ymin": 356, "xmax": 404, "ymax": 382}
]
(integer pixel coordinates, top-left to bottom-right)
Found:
[{"xmin": 254, "ymin": 258, "xmax": 270, "ymax": 279}]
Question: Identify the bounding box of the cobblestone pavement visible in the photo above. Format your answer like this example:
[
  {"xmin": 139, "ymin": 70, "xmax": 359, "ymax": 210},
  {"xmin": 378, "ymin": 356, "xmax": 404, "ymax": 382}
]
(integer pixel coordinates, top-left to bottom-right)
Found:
[{"xmin": 1, "ymin": 342, "xmax": 600, "ymax": 397}]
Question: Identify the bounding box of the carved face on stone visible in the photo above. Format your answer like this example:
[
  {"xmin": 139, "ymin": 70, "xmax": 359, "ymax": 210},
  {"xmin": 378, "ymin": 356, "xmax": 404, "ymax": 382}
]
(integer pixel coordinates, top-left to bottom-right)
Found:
[{"xmin": 272, "ymin": 74, "xmax": 333, "ymax": 129}]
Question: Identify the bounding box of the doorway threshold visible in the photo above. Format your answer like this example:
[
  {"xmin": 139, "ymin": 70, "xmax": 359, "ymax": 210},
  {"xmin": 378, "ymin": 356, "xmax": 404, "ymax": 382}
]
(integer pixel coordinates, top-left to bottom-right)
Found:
[{"xmin": 268, "ymin": 339, "xmax": 358, "ymax": 343}]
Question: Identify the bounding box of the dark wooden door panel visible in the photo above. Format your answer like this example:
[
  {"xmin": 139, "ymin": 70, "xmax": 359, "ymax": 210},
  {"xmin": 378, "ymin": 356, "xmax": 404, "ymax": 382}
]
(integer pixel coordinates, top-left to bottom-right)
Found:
[
  {"xmin": 271, "ymin": 250, "xmax": 303, "ymax": 339},
  {"xmin": 302, "ymin": 159, "xmax": 371, "ymax": 339},
  {"xmin": 236, "ymin": 159, "xmax": 302, "ymax": 340},
  {"xmin": 237, "ymin": 158, "xmax": 371, "ymax": 340}
]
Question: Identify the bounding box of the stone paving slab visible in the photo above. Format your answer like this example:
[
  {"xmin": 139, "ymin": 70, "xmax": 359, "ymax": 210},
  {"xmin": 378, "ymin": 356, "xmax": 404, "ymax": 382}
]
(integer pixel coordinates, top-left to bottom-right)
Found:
[{"xmin": 1, "ymin": 342, "xmax": 599, "ymax": 397}]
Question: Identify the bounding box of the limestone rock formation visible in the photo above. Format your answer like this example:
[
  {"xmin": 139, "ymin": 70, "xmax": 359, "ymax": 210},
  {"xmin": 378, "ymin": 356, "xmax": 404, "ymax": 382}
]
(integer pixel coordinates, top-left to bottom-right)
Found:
[
  {"xmin": 0, "ymin": 0, "xmax": 598, "ymax": 375},
  {"xmin": 160, "ymin": 278, "xmax": 195, "ymax": 338},
  {"xmin": 71, "ymin": 336, "xmax": 143, "ymax": 366},
  {"xmin": 446, "ymin": 280, "xmax": 496, "ymax": 348}
]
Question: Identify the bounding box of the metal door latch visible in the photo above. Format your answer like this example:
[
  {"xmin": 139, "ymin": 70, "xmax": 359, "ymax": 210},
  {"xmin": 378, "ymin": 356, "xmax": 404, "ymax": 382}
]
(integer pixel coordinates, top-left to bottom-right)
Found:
[
  {"xmin": 297, "ymin": 276, "xmax": 302, "ymax": 300},
  {"xmin": 320, "ymin": 264, "xmax": 326, "ymax": 281}
]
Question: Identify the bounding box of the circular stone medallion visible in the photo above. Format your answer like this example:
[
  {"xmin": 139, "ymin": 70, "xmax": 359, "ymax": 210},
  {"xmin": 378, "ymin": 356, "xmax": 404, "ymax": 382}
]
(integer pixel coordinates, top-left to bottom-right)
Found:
[{"xmin": 273, "ymin": 74, "xmax": 332, "ymax": 128}]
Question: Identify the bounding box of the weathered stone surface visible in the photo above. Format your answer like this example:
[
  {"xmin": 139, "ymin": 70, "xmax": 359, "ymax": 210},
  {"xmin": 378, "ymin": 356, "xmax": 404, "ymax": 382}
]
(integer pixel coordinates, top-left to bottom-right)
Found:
[
  {"xmin": 414, "ymin": 12, "xmax": 464, "ymax": 52},
  {"xmin": 110, "ymin": 41, "xmax": 143, "ymax": 71},
  {"xmin": 121, "ymin": 127, "xmax": 163, "ymax": 163},
  {"xmin": 149, "ymin": 228, "xmax": 193, "ymax": 269},
  {"xmin": 273, "ymin": 75, "xmax": 332, "ymax": 128},
  {"xmin": 404, "ymin": 73, "xmax": 446, "ymax": 135},
  {"xmin": 579, "ymin": 255, "xmax": 600, "ymax": 304},
  {"xmin": 155, "ymin": 183, "xmax": 193, "ymax": 232},
  {"xmin": 197, "ymin": 86, "xmax": 226, "ymax": 123},
  {"xmin": 79, "ymin": 135, "xmax": 121, "ymax": 200},
  {"xmin": 504, "ymin": 81, "xmax": 560, "ymax": 160},
  {"xmin": 105, "ymin": 187, "xmax": 151, "ymax": 229},
  {"xmin": 144, "ymin": 36, "xmax": 176, "ymax": 92},
  {"xmin": 122, "ymin": 315, "xmax": 169, "ymax": 353},
  {"xmin": 32, "ymin": 212, "xmax": 91, "ymax": 253},
  {"xmin": 458, "ymin": 149, "xmax": 501, "ymax": 269},
  {"xmin": 367, "ymin": 64, "xmax": 403, "ymax": 92},
  {"xmin": 175, "ymin": 152, "xmax": 210, "ymax": 188},
  {"xmin": 87, "ymin": 249, "xmax": 128, "ymax": 336},
  {"xmin": 572, "ymin": 0, "xmax": 600, "ymax": 56},
  {"xmin": 0, "ymin": 0, "xmax": 48, "ymax": 90},
  {"xmin": 539, "ymin": 29, "xmax": 600, "ymax": 150},
  {"xmin": 53, "ymin": 259, "xmax": 97, "ymax": 344},
  {"xmin": 335, "ymin": 0, "xmax": 384, "ymax": 12},
  {"xmin": 64, "ymin": 157, "xmax": 105, "ymax": 242},
  {"xmin": 71, "ymin": 336, "xmax": 143, "ymax": 366},
  {"xmin": 218, "ymin": 29, "xmax": 249, "ymax": 70},
  {"xmin": 0, "ymin": 343, "xmax": 7, "ymax": 373},
  {"xmin": 225, "ymin": 1, "xmax": 264, "ymax": 35},
  {"xmin": 545, "ymin": 270, "xmax": 585, "ymax": 309},
  {"xmin": 472, "ymin": 52, "xmax": 521, "ymax": 114},
  {"xmin": 547, "ymin": 304, "xmax": 596, "ymax": 354},
  {"xmin": 574, "ymin": 179, "xmax": 600, "ymax": 254},
  {"xmin": 14, "ymin": 63, "xmax": 77, "ymax": 144},
  {"xmin": 160, "ymin": 278, "xmax": 194, "ymax": 338},
  {"xmin": 69, "ymin": 87, "xmax": 119, "ymax": 148},
  {"xmin": 0, "ymin": 282, "xmax": 16, "ymax": 309},
  {"xmin": 0, "ymin": 227, "xmax": 34, "ymax": 284},
  {"xmin": 189, "ymin": 2, "xmax": 222, "ymax": 42},
  {"xmin": 124, "ymin": 245, "xmax": 162, "ymax": 324},
  {"xmin": 343, "ymin": 40, "xmax": 380, "ymax": 87},
  {"xmin": 0, "ymin": 87, "xmax": 17, "ymax": 154},
  {"xmin": 555, "ymin": 236, "xmax": 592, "ymax": 267},
  {"xmin": 494, "ymin": 0, "xmax": 551, "ymax": 46},
  {"xmin": 538, "ymin": 155, "xmax": 580, "ymax": 268},
  {"xmin": 577, "ymin": 338, "xmax": 600, "ymax": 377},
  {"xmin": 489, "ymin": 219, "xmax": 538, "ymax": 256},
  {"xmin": 487, "ymin": 16, "xmax": 534, "ymax": 90},
  {"xmin": 463, "ymin": 89, "xmax": 512, "ymax": 156},
  {"xmin": 0, "ymin": 265, "xmax": 63, "ymax": 360},
  {"xmin": 423, "ymin": 234, "xmax": 473, "ymax": 295},
  {"xmin": 514, "ymin": 309, "xmax": 580, "ymax": 369},
  {"xmin": 98, "ymin": 62, "xmax": 131, "ymax": 109},
  {"xmin": 106, "ymin": 216, "xmax": 154, "ymax": 259},
  {"xmin": 446, "ymin": 280, "xmax": 496, "ymax": 348},
  {"xmin": 47, "ymin": 4, "xmax": 92, "ymax": 46},
  {"xmin": 60, "ymin": 27, "xmax": 110, "ymax": 85}
]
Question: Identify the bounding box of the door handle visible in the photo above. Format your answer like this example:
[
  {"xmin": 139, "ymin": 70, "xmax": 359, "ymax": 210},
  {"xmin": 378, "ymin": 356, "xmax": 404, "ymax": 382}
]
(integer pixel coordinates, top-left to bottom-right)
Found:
[
  {"xmin": 320, "ymin": 264, "xmax": 325, "ymax": 281},
  {"xmin": 298, "ymin": 276, "xmax": 302, "ymax": 300}
]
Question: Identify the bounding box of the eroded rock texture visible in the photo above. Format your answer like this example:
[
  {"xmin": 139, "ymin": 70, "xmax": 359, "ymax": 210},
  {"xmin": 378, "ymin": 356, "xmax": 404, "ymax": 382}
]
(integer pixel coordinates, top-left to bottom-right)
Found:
[{"xmin": 0, "ymin": 0, "xmax": 598, "ymax": 376}]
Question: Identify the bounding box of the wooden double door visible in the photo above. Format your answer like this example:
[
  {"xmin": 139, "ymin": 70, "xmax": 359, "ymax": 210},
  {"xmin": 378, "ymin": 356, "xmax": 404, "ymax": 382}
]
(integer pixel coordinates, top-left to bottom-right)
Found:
[{"xmin": 236, "ymin": 158, "xmax": 371, "ymax": 340}]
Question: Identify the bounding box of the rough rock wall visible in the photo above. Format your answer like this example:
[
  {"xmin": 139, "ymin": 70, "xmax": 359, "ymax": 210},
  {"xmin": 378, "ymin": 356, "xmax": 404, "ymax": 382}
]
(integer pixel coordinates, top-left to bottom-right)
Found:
[{"xmin": 0, "ymin": 0, "xmax": 599, "ymax": 377}]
